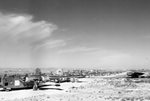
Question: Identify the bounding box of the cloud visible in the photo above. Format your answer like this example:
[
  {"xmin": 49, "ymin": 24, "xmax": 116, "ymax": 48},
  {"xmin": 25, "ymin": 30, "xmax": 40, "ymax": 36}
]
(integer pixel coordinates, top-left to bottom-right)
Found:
[
  {"xmin": 0, "ymin": 12, "xmax": 64, "ymax": 67},
  {"xmin": 0, "ymin": 12, "xmax": 57, "ymax": 49},
  {"xmin": 35, "ymin": 40, "xmax": 66, "ymax": 50},
  {"xmin": 58, "ymin": 46, "xmax": 99, "ymax": 54},
  {"xmin": 100, "ymin": 53, "xmax": 132, "ymax": 65},
  {"xmin": 57, "ymin": 47, "xmax": 143, "ymax": 69}
]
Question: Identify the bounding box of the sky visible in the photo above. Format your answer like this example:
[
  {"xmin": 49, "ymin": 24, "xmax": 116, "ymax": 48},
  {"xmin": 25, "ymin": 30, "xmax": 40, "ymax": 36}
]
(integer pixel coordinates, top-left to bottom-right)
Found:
[{"xmin": 0, "ymin": 0, "xmax": 150, "ymax": 70}]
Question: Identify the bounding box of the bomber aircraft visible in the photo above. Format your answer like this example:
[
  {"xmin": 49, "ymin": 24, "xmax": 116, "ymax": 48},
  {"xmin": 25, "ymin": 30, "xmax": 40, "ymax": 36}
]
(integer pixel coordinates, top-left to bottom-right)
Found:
[
  {"xmin": 0, "ymin": 68, "xmax": 60, "ymax": 91},
  {"xmin": 49, "ymin": 69, "xmax": 86, "ymax": 83}
]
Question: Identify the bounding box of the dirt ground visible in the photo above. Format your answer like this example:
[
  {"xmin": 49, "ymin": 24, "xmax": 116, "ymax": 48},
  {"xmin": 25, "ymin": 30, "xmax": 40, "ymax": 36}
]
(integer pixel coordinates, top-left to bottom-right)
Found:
[{"xmin": 1, "ymin": 76, "xmax": 150, "ymax": 101}]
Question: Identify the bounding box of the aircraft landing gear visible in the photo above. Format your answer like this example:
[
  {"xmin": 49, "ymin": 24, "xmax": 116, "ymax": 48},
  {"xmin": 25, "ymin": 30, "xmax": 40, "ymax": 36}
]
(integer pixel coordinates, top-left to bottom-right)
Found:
[
  {"xmin": 33, "ymin": 81, "xmax": 38, "ymax": 91},
  {"xmin": 4, "ymin": 88, "xmax": 11, "ymax": 92},
  {"xmin": 55, "ymin": 83, "xmax": 60, "ymax": 86}
]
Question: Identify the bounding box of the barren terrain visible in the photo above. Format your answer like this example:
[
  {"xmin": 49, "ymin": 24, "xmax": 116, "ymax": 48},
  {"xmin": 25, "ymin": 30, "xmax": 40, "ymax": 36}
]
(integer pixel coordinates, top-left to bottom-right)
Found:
[{"xmin": 1, "ymin": 75, "xmax": 150, "ymax": 101}]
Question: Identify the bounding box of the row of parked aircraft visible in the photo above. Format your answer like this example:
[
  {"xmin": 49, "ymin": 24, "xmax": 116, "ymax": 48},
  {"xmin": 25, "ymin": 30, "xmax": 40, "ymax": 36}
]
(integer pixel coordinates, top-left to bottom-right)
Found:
[{"xmin": 0, "ymin": 68, "xmax": 86, "ymax": 91}]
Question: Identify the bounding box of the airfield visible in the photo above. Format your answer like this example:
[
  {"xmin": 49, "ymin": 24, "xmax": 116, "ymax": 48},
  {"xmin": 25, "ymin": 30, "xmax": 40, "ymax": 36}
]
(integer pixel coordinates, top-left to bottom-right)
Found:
[
  {"xmin": 0, "ymin": 78, "xmax": 91, "ymax": 101},
  {"xmin": 1, "ymin": 71, "xmax": 150, "ymax": 101}
]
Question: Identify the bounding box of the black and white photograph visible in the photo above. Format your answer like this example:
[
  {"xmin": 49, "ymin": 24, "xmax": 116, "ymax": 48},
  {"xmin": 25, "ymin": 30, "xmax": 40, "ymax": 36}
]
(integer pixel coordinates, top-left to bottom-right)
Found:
[{"xmin": 0, "ymin": 0, "xmax": 150, "ymax": 101}]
